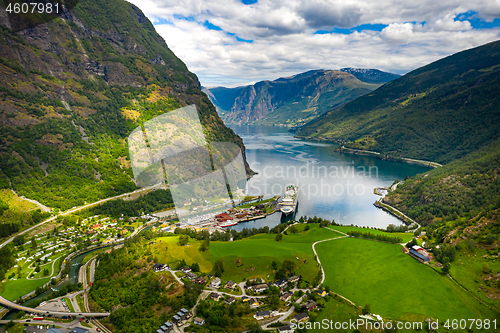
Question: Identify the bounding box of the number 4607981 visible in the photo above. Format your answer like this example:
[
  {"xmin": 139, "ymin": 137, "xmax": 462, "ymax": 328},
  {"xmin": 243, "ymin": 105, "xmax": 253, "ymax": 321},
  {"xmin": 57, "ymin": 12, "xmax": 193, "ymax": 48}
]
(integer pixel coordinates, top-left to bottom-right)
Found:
[{"xmin": 5, "ymin": 2, "xmax": 60, "ymax": 14}]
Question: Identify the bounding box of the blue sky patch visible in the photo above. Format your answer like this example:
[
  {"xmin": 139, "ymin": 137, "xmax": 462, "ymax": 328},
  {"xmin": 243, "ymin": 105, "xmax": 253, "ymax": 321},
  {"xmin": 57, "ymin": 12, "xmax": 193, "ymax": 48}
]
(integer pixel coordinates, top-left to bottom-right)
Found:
[
  {"xmin": 204, "ymin": 21, "xmax": 222, "ymax": 31},
  {"xmin": 315, "ymin": 23, "xmax": 388, "ymax": 35}
]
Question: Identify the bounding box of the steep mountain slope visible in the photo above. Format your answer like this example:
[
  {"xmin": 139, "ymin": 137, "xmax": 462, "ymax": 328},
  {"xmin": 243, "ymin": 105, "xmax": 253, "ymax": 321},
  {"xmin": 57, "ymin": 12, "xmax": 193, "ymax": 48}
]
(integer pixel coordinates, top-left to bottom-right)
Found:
[
  {"xmin": 339, "ymin": 68, "xmax": 401, "ymax": 84},
  {"xmin": 297, "ymin": 40, "xmax": 500, "ymax": 164},
  {"xmin": 0, "ymin": 0, "xmax": 248, "ymax": 210},
  {"xmin": 204, "ymin": 69, "xmax": 398, "ymax": 127}
]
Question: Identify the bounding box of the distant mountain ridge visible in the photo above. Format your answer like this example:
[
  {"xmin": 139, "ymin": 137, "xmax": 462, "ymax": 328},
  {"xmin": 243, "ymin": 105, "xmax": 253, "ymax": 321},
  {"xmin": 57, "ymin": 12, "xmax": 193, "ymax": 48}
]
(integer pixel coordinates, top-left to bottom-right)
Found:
[
  {"xmin": 339, "ymin": 68, "xmax": 401, "ymax": 84},
  {"xmin": 204, "ymin": 68, "xmax": 399, "ymax": 127},
  {"xmin": 297, "ymin": 40, "xmax": 500, "ymax": 164}
]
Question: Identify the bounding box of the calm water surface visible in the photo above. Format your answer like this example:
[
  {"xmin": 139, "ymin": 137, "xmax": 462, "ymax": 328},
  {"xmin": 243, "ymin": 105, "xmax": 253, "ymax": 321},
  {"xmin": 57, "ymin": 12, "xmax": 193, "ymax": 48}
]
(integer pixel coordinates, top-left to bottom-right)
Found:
[{"xmin": 229, "ymin": 125, "xmax": 431, "ymax": 231}]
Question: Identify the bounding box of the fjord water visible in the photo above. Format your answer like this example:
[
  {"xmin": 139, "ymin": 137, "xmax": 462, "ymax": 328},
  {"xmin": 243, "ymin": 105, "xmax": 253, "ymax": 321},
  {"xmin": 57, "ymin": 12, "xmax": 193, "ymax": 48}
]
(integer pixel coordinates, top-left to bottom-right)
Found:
[{"xmin": 230, "ymin": 125, "xmax": 431, "ymax": 231}]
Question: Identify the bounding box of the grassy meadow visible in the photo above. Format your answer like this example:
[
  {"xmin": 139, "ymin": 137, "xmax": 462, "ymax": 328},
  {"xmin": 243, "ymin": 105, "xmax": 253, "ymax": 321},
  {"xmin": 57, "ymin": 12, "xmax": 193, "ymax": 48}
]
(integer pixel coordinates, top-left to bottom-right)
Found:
[
  {"xmin": 151, "ymin": 224, "xmax": 344, "ymax": 283},
  {"xmin": 316, "ymin": 237, "xmax": 496, "ymax": 321},
  {"xmin": 329, "ymin": 225, "xmax": 415, "ymax": 243}
]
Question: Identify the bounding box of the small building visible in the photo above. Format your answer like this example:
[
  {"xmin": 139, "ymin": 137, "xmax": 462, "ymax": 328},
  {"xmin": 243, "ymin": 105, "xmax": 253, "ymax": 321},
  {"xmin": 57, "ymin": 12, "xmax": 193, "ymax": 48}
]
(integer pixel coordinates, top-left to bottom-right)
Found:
[
  {"xmin": 252, "ymin": 283, "xmax": 268, "ymax": 293},
  {"xmin": 195, "ymin": 276, "xmax": 206, "ymax": 284},
  {"xmin": 294, "ymin": 312, "xmax": 309, "ymax": 322},
  {"xmin": 211, "ymin": 277, "xmax": 221, "ymax": 288},
  {"xmin": 288, "ymin": 275, "xmax": 300, "ymax": 283},
  {"xmin": 224, "ymin": 280, "xmax": 237, "ymax": 290},
  {"xmin": 153, "ymin": 263, "xmax": 167, "ymax": 272},
  {"xmin": 254, "ymin": 310, "xmax": 271, "ymax": 320},
  {"xmin": 70, "ymin": 328, "xmax": 88, "ymax": 333},
  {"xmin": 317, "ymin": 290, "xmax": 327, "ymax": 297},
  {"xmin": 280, "ymin": 292, "xmax": 293, "ymax": 302},
  {"xmin": 179, "ymin": 266, "xmax": 191, "ymax": 273},
  {"xmin": 185, "ymin": 272, "xmax": 197, "ymax": 280},
  {"xmin": 241, "ymin": 296, "xmax": 251, "ymax": 302},
  {"xmin": 304, "ymin": 299, "xmax": 317, "ymax": 311},
  {"xmin": 409, "ymin": 249, "xmax": 430, "ymax": 263},
  {"xmin": 249, "ymin": 298, "xmax": 260, "ymax": 308},
  {"xmin": 225, "ymin": 296, "xmax": 236, "ymax": 305},
  {"xmin": 210, "ymin": 293, "xmax": 223, "ymax": 301},
  {"xmin": 277, "ymin": 325, "xmax": 294, "ymax": 333},
  {"xmin": 180, "ymin": 308, "xmax": 192, "ymax": 319},
  {"xmin": 194, "ymin": 317, "xmax": 205, "ymax": 326},
  {"xmin": 172, "ymin": 314, "xmax": 182, "ymax": 325},
  {"xmin": 275, "ymin": 278, "xmax": 288, "ymax": 288},
  {"xmin": 163, "ymin": 322, "xmax": 173, "ymax": 332}
]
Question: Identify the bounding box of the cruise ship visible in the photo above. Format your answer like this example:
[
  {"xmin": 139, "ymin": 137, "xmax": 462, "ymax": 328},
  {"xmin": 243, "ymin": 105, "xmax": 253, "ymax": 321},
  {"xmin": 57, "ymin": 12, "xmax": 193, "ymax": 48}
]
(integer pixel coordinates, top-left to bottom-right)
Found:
[{"xmin": 279, "ymin": 184, "xmax": 298, "ymax": 216}]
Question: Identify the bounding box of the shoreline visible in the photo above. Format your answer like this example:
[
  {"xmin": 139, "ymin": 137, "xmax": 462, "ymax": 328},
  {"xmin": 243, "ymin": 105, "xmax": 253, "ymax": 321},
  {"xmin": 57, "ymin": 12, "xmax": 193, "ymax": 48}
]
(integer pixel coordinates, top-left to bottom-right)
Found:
[{"xmin": 335, "ymin": 146, "xmax": 442, "ymax": 168}]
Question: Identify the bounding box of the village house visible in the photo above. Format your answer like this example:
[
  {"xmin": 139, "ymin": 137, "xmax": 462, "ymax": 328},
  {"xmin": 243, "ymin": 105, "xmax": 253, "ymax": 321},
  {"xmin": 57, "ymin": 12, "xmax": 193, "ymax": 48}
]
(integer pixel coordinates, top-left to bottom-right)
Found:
[
  {"xmin": 275, "ymin": 278, "xmax": 288, "ymax": 288},
  {"xmin": 185, "ymin": 272, "xmax": 197, "ymax": 280},
  {"xmin": 304, "ymin": 299, "xmax": 317, "ymax": 311},
  {"xmin": 277, "ymin": 325, "xmax": 294, "ymax": 333},
  {"xmin": 280, "ymin": 292, "xmax": 293, "ymax": 302},
  {"xmin": 288, "ymin": 275, "xmax": 300, "ymax": 283},
  {"xmin": 294, "ymin": 312, "xmax": 309, "ymax": 322},
  {"xmin": 211, "ymin": 277, "xmax": 221, "ymax": 288},
  {"xmin": 249, "ymin": 298, "xmax": 260, "ymax": 308},
  {"xmin": 153, "ymin": 263, "xmax": 168, "ymax": 272},
  {"xmin": 241, "ymin": 296, "xmax": 251, "ymax": 302},
  {"xmin": 252, "ymin": 283, "xmax": 268, "ymax": 293},
  {"xmin": 224, "ymin": 280, "xmax": 237, "ymax": 290},
  {"xmin": 254, "ymin": 310, "xmax": 275, "ymax": 320},
  {"xmin": 195, "ymin": 276, "xmax": 206, "ymax": 284},
  {"xmin": 194, "ymin": 317, "xmax": 205, "ymax": 326},
  {"xmin": 210, "ymin": 293, "xmax": 223, "ymax": 301},
  {"xmin": 179, "ymin": 266, "xmax": 192, "ymax": 273},
  {"xmin": 225, "ymin": 296, "xmax": 236, "ymax": 305},
  {"xmin": 317, "ymin": 290, "xmax": 327, "ymax": 297}
]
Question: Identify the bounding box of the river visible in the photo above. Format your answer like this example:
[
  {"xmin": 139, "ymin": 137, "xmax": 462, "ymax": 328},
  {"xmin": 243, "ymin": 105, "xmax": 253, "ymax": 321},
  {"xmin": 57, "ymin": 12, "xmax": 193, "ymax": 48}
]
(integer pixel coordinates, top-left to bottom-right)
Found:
[{"xmin": 229, "ymin": 125, "xmax": 432, "ymax": 231}]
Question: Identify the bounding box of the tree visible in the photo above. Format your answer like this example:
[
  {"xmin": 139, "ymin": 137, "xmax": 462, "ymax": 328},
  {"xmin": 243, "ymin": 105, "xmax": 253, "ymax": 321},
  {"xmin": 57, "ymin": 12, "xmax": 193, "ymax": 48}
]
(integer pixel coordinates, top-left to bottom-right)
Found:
[
  {"xmin": 214, "ymin": 259, "xmax": 224, "ymax": 277},
  {"xmin": 191, "ymin": 262, "xmax": 200, "ymax": 272},
  {"xmin": 17, "ymin": 311, "xmax": 25, "ymax": 319},
  {"xmin": 442, "ymin": 258, "xmax": 451, "ymax": 275},
  {"xmin": 362, "ymin": 304, "xmax": 370, "ymax": 315},
  {"xmin": 179, "ymin": 234, "xmax": 189, "ymax": 246},
  {"xmin": 275, "ymin": 233, "xmax": 282, "ymax": 242}
]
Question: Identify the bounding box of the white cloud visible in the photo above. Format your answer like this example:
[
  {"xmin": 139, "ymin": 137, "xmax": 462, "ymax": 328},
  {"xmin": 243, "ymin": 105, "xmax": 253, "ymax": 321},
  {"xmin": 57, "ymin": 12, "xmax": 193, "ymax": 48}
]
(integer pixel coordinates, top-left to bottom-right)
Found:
[{"xmin": 127, "ymin": 0, "xmax": 500, "ymax": 86}]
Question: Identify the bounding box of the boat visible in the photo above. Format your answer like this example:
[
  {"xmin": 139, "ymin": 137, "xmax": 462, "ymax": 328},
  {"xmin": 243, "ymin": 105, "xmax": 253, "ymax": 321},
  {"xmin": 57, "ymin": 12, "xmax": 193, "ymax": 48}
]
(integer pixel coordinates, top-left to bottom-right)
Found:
[
  {"xmin": 279, "ymin": 185, "xmax": 298, "ymax": 216},
  {"xmin": 219, "ymin": 220, "xmax": 238, "ymax": 228}
]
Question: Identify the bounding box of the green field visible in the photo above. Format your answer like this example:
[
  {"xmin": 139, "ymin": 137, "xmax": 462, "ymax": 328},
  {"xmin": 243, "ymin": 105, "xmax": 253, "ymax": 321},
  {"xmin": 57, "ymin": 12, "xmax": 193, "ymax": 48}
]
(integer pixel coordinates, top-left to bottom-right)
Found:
[
  {"xmin": 316, "ymin": 237, "xmax": 496, "ymax": 321},
  {"xmin": 152, "ymin": 224, "xmax": 343, "ymax": 283},
  {"xmin": 450, "ymin": 250, "xmax": 500, "ymax": 309},
  {"xmin": 0, "ymin": 276, "xmax": 50, "ymax": 301},
  {"xmin": 329, "ymin": 225, "xmax": 414, "ymax": 243}
]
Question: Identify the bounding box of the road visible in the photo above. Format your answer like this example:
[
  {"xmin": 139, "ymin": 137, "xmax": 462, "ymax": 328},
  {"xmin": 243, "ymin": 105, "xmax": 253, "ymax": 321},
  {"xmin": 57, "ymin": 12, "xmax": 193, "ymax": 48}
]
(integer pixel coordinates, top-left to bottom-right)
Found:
[
  {"xmin": 0, "ymin": 183, "xmax": 163, "ymax": 251},
  {"xmin": 0, "ymin": 294, "xmax": 109, "ymax": 317}
]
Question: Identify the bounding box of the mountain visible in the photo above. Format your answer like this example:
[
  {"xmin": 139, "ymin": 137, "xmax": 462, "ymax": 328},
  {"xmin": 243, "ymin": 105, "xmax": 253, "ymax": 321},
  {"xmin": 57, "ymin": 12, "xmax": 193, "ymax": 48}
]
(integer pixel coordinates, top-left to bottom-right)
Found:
[
  {"xmin": 0, "ymin": 0, "xmax": 248, "ymax": 210},
  {"xmin": 204, "ymin": 68, "xmax": 399, "ymax": 127},
  {"xmin": 297, "ymin": 40, "xmax": 500, "ymax": 164},
  {"xmin": 339, "ymin": 68, "xmax": 401, "ymax": 84}
]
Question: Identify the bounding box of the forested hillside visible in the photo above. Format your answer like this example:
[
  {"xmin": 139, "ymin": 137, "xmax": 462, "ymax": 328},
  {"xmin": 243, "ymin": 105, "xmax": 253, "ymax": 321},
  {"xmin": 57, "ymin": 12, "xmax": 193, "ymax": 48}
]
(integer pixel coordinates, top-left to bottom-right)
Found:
[
  {"xmin": 0, "ymin": 0, "xmax": 247, "ymax": 210},
  {"xmin": 298, "ymin": 40, "xmax": 500, "ymax": 164}
]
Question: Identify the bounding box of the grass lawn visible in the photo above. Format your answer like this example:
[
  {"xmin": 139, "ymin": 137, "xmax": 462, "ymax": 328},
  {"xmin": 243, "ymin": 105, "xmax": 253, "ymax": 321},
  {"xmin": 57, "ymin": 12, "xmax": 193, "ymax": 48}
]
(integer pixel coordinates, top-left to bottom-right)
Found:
[
  {"xmin": 329, "ymin": 225, "xmax": 414, "ymax": 243},
  {"xmin": 152, "ymin": 224, "xmax": 343, "ymax": 283},
  {"xmin": 209, "ymin": 224, "xmax": 343, "ymax": 283},
  {"xmin": 316, "ymin": 237, "xmax": 496, "ymax": 321},
  {"xmin": 450, "ymin": 249, "xmax": 500, "ymax": 310},
  {"xmin": 0, "ymin": 276, "xmax": 50, "ymax": 301}
]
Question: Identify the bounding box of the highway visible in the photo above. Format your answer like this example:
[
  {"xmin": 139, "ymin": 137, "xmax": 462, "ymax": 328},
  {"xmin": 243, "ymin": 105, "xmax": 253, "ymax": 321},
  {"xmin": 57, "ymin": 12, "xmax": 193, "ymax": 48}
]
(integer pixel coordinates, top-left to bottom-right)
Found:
[{"xmin": 0, "ymin": 294, "xmax": 109, "ymax": 318}]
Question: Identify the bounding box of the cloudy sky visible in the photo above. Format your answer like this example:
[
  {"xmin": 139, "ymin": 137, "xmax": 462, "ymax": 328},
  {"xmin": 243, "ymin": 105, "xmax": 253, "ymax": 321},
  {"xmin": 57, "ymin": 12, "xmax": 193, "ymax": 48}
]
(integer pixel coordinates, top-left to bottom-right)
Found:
[{"xmin": 127, "ymin": 0, "xmax": 500, "ymax": 87}]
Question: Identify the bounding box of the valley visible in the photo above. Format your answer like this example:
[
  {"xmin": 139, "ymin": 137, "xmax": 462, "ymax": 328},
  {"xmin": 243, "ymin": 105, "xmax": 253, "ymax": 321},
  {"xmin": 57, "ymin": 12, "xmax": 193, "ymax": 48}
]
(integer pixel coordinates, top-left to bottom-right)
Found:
[{"xmin": 0, "ymin": 0, "xmax": 499, "ymax": 331}]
